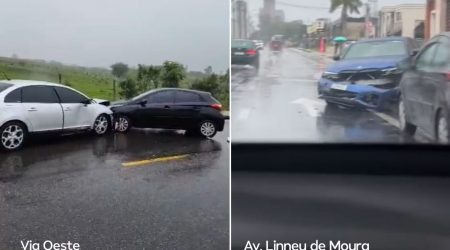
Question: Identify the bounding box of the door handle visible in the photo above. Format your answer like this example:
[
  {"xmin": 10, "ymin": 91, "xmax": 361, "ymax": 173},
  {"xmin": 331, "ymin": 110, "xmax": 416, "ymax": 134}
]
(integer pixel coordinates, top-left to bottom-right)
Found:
[
  {"xmin": 64, "ymin": 107, "xmax": 71, "ymax": 111},
  {"xmin": 27, "ymin": 107, "xmax": 37, "ymax": 112}
]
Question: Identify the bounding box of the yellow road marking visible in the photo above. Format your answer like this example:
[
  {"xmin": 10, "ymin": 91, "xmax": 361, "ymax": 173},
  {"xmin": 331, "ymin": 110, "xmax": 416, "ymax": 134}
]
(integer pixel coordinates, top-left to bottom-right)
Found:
[{"xmin": 122, "ymin": 154, "xmax": 189, "ymax": 168}]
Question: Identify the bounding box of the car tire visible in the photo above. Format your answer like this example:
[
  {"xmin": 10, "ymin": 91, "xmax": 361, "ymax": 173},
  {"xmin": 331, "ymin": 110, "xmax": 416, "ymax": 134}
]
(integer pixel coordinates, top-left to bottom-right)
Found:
[
  {"xmin": 436, "ymin": 109, "xmax": 450, "ymax": 144},
  {"xmin": 93, "ymin": 114, "xmax": 110, "ymax": 136},
  {"xmin": 0, "ymin": 121, "xmax": 27, "ymax": 151},
  {"xmin": 115, "ymin": 115, "xmax": 131, "ymax": 133},
  {"xmin": 198, "ymin": 120, "xmax": 217, "ymax": 138},
  {"xmin": 398, "ymin": 98, "xmax": 416, "ymax": 136}
]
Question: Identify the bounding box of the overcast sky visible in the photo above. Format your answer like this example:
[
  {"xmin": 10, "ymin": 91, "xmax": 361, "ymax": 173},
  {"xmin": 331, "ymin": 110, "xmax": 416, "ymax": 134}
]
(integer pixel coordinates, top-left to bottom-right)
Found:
[
  {"xmin": 246, "ymin": 0, "xmax": 425, "ymax": 26},
  {"xmin": 0, "ymin": 0, "xmax": 229, "ymax": 72}
]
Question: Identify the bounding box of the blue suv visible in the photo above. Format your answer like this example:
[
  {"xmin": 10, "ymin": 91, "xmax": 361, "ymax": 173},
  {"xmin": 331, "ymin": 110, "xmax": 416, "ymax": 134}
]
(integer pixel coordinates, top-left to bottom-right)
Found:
[{"xmin": 318, "ymin": 37, "xmax": 419, "ymax": 111}]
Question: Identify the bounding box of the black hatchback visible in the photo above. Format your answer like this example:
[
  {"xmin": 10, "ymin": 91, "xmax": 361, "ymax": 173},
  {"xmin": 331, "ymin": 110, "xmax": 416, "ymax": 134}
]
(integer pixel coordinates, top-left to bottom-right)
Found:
[
  {"xmin": 399, "ymin": 33, "xmax": 450, "ymax": 143},
  {"xmin": 110, "ymin": 88, "xmax": 225, "ymax": 138}
]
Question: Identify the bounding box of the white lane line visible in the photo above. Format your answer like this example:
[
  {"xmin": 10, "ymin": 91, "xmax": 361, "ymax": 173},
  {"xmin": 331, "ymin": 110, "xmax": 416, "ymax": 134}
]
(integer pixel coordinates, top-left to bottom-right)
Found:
[
  {"xmin": 237, "ymin": 108, "xmax": 251, "ymax": 120},
  {"xmin": 371, "ymin": 111, "xmax": 400, "ymax": 128},
  {"xmin": 291, "ymin": 97, "xmax": 326, "ymax": 117}
]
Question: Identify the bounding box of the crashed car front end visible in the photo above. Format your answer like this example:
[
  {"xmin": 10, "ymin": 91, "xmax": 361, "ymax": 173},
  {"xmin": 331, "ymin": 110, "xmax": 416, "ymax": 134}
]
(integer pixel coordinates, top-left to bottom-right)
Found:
[{"xmin": 318, "ymin": 67, "xmax": 402, "ymax": 111}]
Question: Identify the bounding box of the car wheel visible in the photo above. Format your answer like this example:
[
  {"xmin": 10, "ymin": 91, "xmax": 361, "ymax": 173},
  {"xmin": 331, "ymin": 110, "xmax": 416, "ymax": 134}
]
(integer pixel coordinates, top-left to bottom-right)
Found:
[
  {"xmin": 93, "ymin": 114, "xmax": 109, "ymax": 136},
  {"xmin": 116, "ymin": 115, "xmax": 131, "ymax": 133},
  {"xmin": 436, "ymin": 109, "xmax": 450, "ymax": 144},
  {"xmin": 198, "ymin": 120, "xmax": 217, "ymax": 138},
  {"xmin": 399, "ymin": 99, "xmax": 416, "ymax": 136},
  {"xmin": 0, "ymin": 121, "xmax": 27, "ymax": 151}
]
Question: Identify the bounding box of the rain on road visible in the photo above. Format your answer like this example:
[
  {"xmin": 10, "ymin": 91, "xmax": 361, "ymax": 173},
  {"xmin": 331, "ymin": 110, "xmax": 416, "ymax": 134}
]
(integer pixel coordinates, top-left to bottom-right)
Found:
[
  {"xmin": 232, "ymin": 48, "xmax": 429, "ymax": 143},
  {"xmin": 0, "ymin": 123, "xmax": 229, "ymax": 249}
]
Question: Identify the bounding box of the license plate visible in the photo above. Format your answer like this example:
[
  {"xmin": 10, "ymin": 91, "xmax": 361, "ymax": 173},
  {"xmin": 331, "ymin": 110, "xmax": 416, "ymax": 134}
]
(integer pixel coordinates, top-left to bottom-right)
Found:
[
  {"xmin": 331, "ymin": 83, "xmax": 347, "ymax": 91},
  {"xmin": 234, "ymin": 52, "xmax": 245, "ymax": 55}
]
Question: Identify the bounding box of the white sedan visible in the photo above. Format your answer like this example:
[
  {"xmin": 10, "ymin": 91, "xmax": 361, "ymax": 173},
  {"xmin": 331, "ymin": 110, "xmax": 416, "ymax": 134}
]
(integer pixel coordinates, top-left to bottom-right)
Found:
[{"xmin": 0, "ymin": 80, "xmax": 113, "ymax": 151}]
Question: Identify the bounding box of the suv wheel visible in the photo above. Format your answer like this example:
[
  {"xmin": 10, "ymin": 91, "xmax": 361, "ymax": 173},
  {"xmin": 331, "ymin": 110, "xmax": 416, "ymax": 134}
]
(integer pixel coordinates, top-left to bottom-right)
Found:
[
  {"xmin": 399, "ymin": 98, "xmax": 416, "ymax": 136},
  {"xmin": 436, "ymin": 110, "xmax": 450, "ymax": 143},
  {"xmin": 1, "ymin": 121, "xmax": 27, "ymax": 151},
  {"xmin": 116, "ymin": 115, "xmax": 131, "ymax": 133},
  {"xmin": 93, "ymin": 114, "xmax": 109, "ymax": 136},
  {"xmin": 199, "ymin": 120, "xmax": 217, "ymax": 138}
]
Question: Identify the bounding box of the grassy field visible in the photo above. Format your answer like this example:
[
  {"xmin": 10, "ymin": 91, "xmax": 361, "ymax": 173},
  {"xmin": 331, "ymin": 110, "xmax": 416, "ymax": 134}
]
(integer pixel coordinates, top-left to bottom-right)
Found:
[{"xmin": 0, "ymin": 57, "xmax": 117, "ymax": 100}]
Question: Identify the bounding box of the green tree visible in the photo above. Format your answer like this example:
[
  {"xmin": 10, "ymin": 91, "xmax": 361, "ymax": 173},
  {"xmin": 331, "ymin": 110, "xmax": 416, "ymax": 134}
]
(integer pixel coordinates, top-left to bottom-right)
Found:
[
  {"xmin": 119, "ymin": 78, "xmax": 138, "ymax": 99},
  {"xmin": 110, "ymin": 62, "xmax": 129, "ymax": 80},
  {"xmin": 330, "ymin": 0, "xmax": 363, "ymax": 35},
  {"xmin": 161, "ymin": 61, "xmax": 186, "ymax": 88},
  {"xmin": 191, "ymin": 74, "xmax": 220, "ymax": 95},
  {"xmin": 137, "ymin": 64, "xmax": 162, "ymax": 91},
  {"xmin": 204, "ymin": 66, "xmax": 213, "ymax": 75}
]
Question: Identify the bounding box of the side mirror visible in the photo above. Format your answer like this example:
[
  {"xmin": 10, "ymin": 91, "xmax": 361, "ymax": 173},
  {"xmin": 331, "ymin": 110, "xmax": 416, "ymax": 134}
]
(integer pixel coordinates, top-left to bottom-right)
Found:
[
  {"xmin": 138, "ymin": 100, "xmax": 148, "ymax": 107},
  {"xmin": 397, "ymin": 58, "xmax": 414, "ymax": 71},
  {"xmin": 410, "ymin": 49, "xmax": 419, "ymax": 57},
  {"xmin": 80, "ymin": 99, "xmax": 91, "ymax": 105},
  {"xmin": 333, "ymin": 55, "xmax": 340, "ymax": 61}
]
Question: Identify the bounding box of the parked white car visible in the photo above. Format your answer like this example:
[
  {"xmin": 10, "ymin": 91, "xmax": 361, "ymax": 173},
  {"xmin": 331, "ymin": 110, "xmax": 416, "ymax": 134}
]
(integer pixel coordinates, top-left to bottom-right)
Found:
[{"xmin": 0, "ymin": 80, "xmax": 113, "ymax": 151}]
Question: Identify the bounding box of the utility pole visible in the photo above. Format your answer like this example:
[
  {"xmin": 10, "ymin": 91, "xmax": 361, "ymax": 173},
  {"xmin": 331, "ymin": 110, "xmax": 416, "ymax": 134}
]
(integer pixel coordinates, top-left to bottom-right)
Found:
[{"xmin": 365, "ymin": 3, "xmax": 370, "ymax": 38}]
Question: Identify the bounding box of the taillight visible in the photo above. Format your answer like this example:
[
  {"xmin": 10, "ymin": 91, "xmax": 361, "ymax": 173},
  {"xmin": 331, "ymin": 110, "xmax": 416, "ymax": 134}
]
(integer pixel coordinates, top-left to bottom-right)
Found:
[
  {"xmin": 210, "ymin": 103, "xmax": 222, "ymax": 111},
  {"xmin": 446, "ymin": 73, "xmax": 450, "ymax": 81},
  {"xmin": 246, "ymin": 49, "xmax": 257, "ymax": 55}
]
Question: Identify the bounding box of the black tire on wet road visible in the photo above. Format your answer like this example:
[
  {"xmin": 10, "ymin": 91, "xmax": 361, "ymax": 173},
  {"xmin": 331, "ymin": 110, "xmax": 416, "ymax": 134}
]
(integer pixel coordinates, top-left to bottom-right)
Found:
[{"xmin": 0, "ymin": 121, "xmax": 27, "ymax": 151}]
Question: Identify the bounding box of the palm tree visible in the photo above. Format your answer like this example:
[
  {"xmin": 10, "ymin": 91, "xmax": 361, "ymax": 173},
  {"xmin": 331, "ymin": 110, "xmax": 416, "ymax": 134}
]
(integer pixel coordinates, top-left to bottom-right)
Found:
[{"xmin": 330, "ymin": 0, "xmax": 363, "ymax": 36}]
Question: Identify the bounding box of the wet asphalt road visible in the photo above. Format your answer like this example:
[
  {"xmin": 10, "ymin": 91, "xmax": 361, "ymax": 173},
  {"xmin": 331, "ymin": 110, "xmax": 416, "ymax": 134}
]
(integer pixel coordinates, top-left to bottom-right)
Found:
[
  {"xmin": 0, "ymin": 123, "xmax": 229, "ymax": 249},
  {"xmin": 232, "ymin": 48, "xmax": 428, "ymax": 143}
]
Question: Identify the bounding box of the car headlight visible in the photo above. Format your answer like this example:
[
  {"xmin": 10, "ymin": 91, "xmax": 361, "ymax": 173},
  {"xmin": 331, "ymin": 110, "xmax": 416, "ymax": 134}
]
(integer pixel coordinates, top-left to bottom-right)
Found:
[
  {"xmin": 381, "ymin": 67, "xmax": 402, "ymax": 76},
  {"xmin": 322, "ymin": 71, "xmax": 339, "ymax": 80}
]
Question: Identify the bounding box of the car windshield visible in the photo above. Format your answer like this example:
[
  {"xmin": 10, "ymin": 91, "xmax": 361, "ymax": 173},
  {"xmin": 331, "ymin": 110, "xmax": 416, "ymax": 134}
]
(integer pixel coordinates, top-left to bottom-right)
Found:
[
  {"xmin": 232, "ymin": 40, "xmax": 254, "ymax": 48},
  {"xmin": 0, "ymin": 83, "xmax": 12, "ymax": 93},
  {"xmin": 343, "ymin": 40, "xmax": 407, "ymax": 59}
]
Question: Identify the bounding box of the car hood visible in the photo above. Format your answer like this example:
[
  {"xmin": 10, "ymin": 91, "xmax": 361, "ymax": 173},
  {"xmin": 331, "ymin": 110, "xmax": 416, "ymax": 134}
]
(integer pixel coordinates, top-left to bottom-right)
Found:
[
  {"xmin": 327, "ymin": 56, "xmax": 408, "ymax": 73},
  {"xmin": 109, "ymin": 100, "xmax": 131, "ymax": 108}
]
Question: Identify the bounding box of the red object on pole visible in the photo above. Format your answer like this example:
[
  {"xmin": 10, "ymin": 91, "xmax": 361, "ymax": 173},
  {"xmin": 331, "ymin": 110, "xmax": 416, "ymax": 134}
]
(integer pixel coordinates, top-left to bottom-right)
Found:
[{"xmin": 319, "ymin": 37, "xmax": 325, "ymax": 53}]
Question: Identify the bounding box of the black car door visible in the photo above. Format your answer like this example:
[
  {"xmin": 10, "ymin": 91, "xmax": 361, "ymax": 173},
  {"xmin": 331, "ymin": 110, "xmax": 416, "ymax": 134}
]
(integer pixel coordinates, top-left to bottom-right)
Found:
[
  {"xmin": 135, "ymin": 90, "xmax": 175, "ymax": 128},
  {"xmin": 172, "ymin": 90, "xmax": 204, "ymax": 129},
  {"xmin": 404, "ymin": 42, "xmax": 438, "ymax": 130}
]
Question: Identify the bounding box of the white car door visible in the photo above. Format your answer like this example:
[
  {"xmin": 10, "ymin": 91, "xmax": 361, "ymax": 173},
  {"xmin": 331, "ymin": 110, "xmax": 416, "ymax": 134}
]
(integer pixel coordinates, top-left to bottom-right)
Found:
[
  {"xmin": 21, "ymin": 85, "xmax": 63, "ymax": 132},
  {"xmin": 54, "ymin": 86, "xmax": 91, "ymax": 129}
]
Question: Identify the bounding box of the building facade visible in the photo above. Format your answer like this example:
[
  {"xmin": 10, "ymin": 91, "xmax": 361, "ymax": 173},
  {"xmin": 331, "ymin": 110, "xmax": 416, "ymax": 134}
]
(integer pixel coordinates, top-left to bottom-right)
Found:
[
  {"xmin": 425, "ymin": 0, "xmax": 450, "ymax": 39},
  {"xmin": 379, "ymin": 4, "xmax": 425, "ymax": 39},
  {"xmin": 232, "ymin": 0, "xmax": 248, "ymax": 39}
]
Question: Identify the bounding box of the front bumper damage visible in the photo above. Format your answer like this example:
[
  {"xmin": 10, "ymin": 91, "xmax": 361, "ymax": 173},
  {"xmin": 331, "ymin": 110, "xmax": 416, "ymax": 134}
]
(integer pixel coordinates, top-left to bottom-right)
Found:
[{"xmin": 318, "ymin": 78, "xmax": 400, "ymax": 111}]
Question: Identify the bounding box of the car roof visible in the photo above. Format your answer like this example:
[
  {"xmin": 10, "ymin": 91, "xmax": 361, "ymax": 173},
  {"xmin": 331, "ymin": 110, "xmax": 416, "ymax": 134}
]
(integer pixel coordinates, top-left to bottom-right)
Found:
[
  {"xmin": 0, "ymin": 79, "xmax": 65, "ymax": 87},
  {"xmin": 152, "ymin": 88, "xmax": 210, "ymax": 95},
  {"xmin": 357, "ymin": 36, "xmax": 410, "ymax": 43}
]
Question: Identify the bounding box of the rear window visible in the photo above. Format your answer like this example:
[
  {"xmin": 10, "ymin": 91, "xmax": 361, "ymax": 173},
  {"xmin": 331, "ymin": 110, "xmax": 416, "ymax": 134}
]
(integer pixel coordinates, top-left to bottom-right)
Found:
[
  {"xmin": 0, "ymin": 83, "xmax": 12, "ymax": 93},
  {"xmin": 232, "ymin": 40, "xmax": 254, "ymax": 48}
]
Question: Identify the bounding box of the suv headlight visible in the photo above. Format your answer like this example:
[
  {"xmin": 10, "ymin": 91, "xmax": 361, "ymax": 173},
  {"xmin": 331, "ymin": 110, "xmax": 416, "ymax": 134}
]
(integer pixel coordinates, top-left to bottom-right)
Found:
[
  {"xmin": 322, "ymin": 71, "xmax": 339, "ymax": 80},
  {"xmin": 381, "ymin": 67, "xmax": 402, "ymax": 76}
]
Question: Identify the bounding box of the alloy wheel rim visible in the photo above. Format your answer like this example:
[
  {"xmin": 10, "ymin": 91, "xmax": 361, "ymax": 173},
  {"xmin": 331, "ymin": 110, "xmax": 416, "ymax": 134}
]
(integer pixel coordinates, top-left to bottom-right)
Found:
[
  {"xmin": 1, "ymin": 125, "xmax": 24, "ymax": 149},
  {"xmin": 399, "ymin": 100, "xmax": 406, "ymax": 130},
  {"xmin": 200, "ymin": 122, "xmax": 215, "ymax": 137},
  {"xmin": 94, "ymin": 116, "xmax": 108, "ymax": 134},
  {"xmin": 438, "ymin": 116, "xmax": 449, "ymax": 143},
  {"xmin": 117, "ymin": 117, "xmax": 129, "ymax": 132}
]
